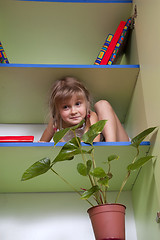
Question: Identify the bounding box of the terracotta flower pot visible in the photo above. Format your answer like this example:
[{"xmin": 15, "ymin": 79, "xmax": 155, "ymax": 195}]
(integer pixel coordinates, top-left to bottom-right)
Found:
[{"xmin": 87, "ymin": 203, "xmax": 126, "ymax": 240}]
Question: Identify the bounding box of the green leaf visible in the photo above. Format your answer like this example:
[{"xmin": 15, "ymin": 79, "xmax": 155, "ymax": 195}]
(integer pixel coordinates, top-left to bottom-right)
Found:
[
  {"xmin": 77, "ymin": 160, "xmax": 92, "ymax": 176},
  {"xmin": 70, "ymin": 119, "xmax": 85, "ymax": 131},
  {"xmin": 53, "ymin": 120, "xmax": 85, "ymax": 145},
  {"xmin": 86, "ymin": 160, "xmax": 92, "ymax": 173},
  {"xmin": 53, "ymin": 127, "xmax": 70, "ymax": 145},
  {"xmin": 108, "ymin": 154, "xmax": 119, "ymax": 162},
  {"xmin": 81, "ymin": 185, "xmax": 100, "ymax": 200},
  {"xmin": 53, "ymin": 137, "xmax": 88, "ymax": 163},
  {"xmin": 131, "ymin": 127, "xmax": 157, "ymax": 148},
  {"xmin": 21, "ymin": 158, "xmax": 51, "ymax": 181},
  {"xmin": 86, "ymin": 148, "xmax": 94, "ymax": 154},
  {"xmin": 127, "ymin": 156, "xmax": 154, "ymax": 171},
  {"xmin": 90, "ymin": 167, "xmax": 106, "ymax": 178},
  {"xmin": 98, "ymin": 176, "xmax": 109, "ymax": 187},
  {"xmin": 82, "ymin": 120, "xmax": 107, "ymax": 144},
  {"xmin": 77, "ymin": 163, "xmax": 88, "ymax": 176}
]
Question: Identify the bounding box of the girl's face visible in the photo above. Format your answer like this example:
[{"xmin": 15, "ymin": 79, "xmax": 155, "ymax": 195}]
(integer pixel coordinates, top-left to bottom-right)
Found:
[{"xmin": 58, "ymin": 94, "xmax": 87, "ymax": 128}]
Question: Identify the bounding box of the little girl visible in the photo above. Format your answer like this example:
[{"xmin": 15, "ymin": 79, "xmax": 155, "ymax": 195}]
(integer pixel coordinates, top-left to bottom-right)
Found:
[
  {"xmin": 40, "ymin": 76, "xmax": 100, "ymax": 142},
  {"xmin": 40, "ymin": 76, "xmax": 129, "ymax": 142}
]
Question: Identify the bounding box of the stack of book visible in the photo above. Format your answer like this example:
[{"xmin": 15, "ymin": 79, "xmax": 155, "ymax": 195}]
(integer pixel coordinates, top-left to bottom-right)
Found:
[
  {"xmin": 0, "ymin": 136, "xmax": 34, "ymax": 142},
  {"xmin": 0, "ymin": 41, "xmax": 9, "ymax": 63},
  {"xmin": 94, "ymin": 18, "xmax": 132, "ymax": 65}
]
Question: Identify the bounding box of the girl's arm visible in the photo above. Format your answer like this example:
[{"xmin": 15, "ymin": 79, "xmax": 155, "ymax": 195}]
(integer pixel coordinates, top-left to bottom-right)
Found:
[
  {"xmin": 90, "ymin": 111, "xmax": 100, "ymax": 142},
  {"xmin": 39, "ymin": 118, "xmax": 55, "ymax": 142}
]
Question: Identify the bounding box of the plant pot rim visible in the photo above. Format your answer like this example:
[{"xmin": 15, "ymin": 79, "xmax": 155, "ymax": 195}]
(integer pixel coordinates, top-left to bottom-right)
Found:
[{"xmin": 87, "ymin": 203, "xmax": 126, "ymax": 213}]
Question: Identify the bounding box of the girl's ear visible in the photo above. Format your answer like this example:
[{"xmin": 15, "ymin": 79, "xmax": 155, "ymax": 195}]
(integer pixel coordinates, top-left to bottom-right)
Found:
[{"xmin": 87, "ymin": 112, "xmax": 91, "ymax": 119}]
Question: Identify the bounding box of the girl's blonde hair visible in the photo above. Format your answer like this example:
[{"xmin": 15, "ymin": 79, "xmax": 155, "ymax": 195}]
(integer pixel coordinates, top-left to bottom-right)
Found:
[{"xmin": 49, "ymin": 76, "xmax": 91, "ymax": 128}]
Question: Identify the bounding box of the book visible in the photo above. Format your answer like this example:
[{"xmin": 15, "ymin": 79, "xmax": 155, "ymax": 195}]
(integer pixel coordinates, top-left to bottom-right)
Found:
[
  {"xmin": 0, "ymin": 136, "xmax": 34, "ymax": 142},
  {"xmin": 0, "ymin": 41, "xmax": 9, "ymax": 63},
  {"xmin": 94, "ymin": 34, "xmax": 113, "ymax": 65},
  {"xmin": 108, "ymin": 18, "xmax": 132, "ymax": 65},
  {"xmin": 99, "ymin": 21, "xmax": 126, "ymax": 65}
]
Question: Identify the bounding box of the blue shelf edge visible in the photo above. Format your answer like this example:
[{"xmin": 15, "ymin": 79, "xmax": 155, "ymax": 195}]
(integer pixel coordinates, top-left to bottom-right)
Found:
[
  {"xmin": 0, "ymin": 141, "xmax": 150, "ymax": 147},
  {"xmin": 18, "ymin": 1, "xmax": 132, "ymax": 3},
  {"xmin": 0, "ymin": 63, "xmax": 140, "ymax": 69}
]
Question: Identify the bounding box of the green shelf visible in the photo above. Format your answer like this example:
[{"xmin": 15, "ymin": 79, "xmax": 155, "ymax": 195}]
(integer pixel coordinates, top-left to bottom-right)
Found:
[
  {"xmin": 0, "ymin": 65, "xmax": 139, "ymax": 124},
  {"xmin": 0, "ymin": 142, "xmax": 150, "ymax": 193}
]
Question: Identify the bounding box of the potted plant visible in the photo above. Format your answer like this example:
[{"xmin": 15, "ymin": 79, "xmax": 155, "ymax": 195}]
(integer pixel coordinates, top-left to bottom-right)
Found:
[{"xmin": 21, "ymin": 120, "xmax": 157, "ymax": 240}]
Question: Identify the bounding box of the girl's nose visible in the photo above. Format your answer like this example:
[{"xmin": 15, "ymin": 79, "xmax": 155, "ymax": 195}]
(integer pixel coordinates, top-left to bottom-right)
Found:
[{"xmin": 71, "ymin": 106, "xmax": 77, "ymax": 114}]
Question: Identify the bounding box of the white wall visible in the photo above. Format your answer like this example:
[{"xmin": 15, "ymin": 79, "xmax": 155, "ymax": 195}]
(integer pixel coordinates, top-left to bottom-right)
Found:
[{"xmin": 0, "ymin": 191, "xmax": 137, "ymax": 240}]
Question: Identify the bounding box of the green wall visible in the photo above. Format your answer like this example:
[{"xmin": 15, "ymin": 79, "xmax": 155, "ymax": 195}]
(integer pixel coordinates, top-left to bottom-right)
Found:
[{"xmin": 125, "ymin": 0, "xmax": 160, "ymax": 239}]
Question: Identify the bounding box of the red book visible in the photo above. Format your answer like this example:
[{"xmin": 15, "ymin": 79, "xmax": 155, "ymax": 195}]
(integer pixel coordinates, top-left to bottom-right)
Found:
[
  {"xmin": 0, "ymin": 136, "xmax": 34, "ymax": 142},
  {"xmin": 100, "ymin": 21, "xmax": 126, "ymax": 65}
]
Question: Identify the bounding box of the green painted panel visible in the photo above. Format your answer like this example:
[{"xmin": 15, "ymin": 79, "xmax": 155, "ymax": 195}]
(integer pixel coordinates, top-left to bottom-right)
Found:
[
  {"xmin": 132, "ymin": 161, "xmax": 160, "ymax": 240},
  {"xmin": 0, "ymin": 143, "xmax": 149, "ymax": 193},
  {"xmin": 0, "ymin": 66, "xmax": 139, "ymax": 124}
]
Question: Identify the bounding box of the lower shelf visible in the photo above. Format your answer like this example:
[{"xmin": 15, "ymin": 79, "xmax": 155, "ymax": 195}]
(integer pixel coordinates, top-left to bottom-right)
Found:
[{"xmin": 0, "ymin": 142, "xmax": 150, "ymax": 193}]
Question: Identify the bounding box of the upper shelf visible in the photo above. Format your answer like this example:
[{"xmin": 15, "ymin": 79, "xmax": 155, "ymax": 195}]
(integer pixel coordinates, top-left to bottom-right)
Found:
[
  {"xmin": 0, "ymin": 64, "xmax": 139, "ymax": 124},
  {"xmin": 0, "ymin": 0, "xmax": 133, "ymax": 65},
  {"xmin": 0, "ymin": 141, "xmax": 149, "ymax": 193},
  {"xmin": 0, "ymin": 0, "xmax": 138, "ymax": 125}
]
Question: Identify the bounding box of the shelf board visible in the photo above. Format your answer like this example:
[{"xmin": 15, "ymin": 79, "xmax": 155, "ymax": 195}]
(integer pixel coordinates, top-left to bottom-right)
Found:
[
  {"xmin": 0, "ymin": 0, "xmax": 132, "ymax": 64},
  {"xmin": 18, "ymin": 1, "xmax": 133, "ymax": 3},
  {"xmin": 0, "ymin": 63, "xmax": 139, "ymax": 68},
  {"xmin": 0, "ymin": 64, "xmax": 139, "ymax": 124},
  {"xmin": 0, "ymin": 142, "xmax": 150, "ymax": 193}
]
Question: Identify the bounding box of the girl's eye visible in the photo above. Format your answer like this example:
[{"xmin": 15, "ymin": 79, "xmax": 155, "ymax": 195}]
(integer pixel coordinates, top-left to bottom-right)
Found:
[
  {"xmin": 63, "ymin": 105, "xmax": 69, "ymax": 110},
  {"xmin": 76, "ymin": 102, "xmax": 81, "ymax": 106}
]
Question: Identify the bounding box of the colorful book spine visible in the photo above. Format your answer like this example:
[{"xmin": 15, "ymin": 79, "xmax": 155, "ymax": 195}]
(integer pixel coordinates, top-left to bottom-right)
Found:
[
  {"xmin": 94, "ymin": 34, "xmax": 113, "ymax": 65},
  {"xmin": 0, "ymin": 136, "xmax": 34, "ymax": 142},
  {"xmin": 0, "ymin": 41, "xmax": 9, "ymax": 63},
  {"xmin": 100, "ymin": 21, "xmax": 126, "ymax": 65},
  {"xmin": 108, "ymin": 18, "xmax": 132, "ymax": 65}
]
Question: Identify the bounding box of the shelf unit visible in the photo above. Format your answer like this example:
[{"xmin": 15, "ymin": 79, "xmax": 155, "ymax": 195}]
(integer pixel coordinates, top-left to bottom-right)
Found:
[
  {"xmin": 0, "ymin": 0, "xmax": 143, "ymax": 194},
  {"xmin": 0, "ymin": 0, "xmax": 137, "ymax": 124}
]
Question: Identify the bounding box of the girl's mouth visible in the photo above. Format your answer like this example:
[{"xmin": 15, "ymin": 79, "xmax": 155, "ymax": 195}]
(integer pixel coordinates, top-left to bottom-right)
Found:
[{"xmin": 70, "ymin": 116, "xmax": 80, "ymax": 120}]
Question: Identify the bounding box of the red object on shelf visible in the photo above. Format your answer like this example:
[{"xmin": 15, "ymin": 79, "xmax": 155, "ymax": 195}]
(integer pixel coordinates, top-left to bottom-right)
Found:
[
  {"xmin": 0, "ymin": 136, "xmax": 34, "ymax": 142},
  {"xmin": 100, "ymin": 21, "xmax": 126, "ymax": 65}
]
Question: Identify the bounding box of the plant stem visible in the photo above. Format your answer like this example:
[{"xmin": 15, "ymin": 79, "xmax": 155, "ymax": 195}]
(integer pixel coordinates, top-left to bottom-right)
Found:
[
  {"xmin": 90, "ymin": 146, "xmax": 105, "ymax": 204},
  {"xmin": 104, "ymin": 186, "xmax": 107, "ymax": 203},
  {"xmin": 73, "ymin": 131, "xmax": 87, "ymax": 165},
  {"xmin": 90, "ymin": 146, "xmax": 97, "ymax": 169},
  {"xmin": 50, "ymin": 168, "xmax": 94, "ymax": 207},
  {"xmin": 100, "ymin": 187, "xmax": 107, "ymax": 204},
  {"xmin": 115, "ymin": 170, "xmax": 131, "ymax": 203},
  {"xmin": 72, "ymin": 131, "xmax": 103, "ymax": 205},
  {"xmin": 115, "ymin": 146, "xmax": 140, "ymax": 203}
]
